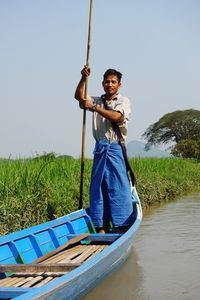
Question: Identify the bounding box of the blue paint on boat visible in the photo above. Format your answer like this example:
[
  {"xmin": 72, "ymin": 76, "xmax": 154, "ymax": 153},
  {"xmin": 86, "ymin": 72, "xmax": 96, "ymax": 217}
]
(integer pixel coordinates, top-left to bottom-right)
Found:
[{"xmin": 0, "ymin": 189, "xmax": 142, "ymax": 299}]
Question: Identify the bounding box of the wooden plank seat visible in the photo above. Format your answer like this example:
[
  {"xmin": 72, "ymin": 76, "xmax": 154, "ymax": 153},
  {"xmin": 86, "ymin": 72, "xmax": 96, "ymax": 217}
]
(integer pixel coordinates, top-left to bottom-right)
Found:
[
  {"xmin": 0, "ymin": 263, "xmax": 81, "ymax": 273},
  {"xmin": 33, "ymin": 233, "xmax": 89, "ymax": 264},
  {"xmin": 0, "ymin": 244, "xmax": 108, "ymax": 288}
]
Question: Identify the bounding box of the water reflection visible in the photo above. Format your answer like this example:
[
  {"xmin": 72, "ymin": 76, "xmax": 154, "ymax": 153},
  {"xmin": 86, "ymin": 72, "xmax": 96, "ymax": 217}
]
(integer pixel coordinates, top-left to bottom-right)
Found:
[
  {"xmin": 135, "ymin": 193, "xmax": 200, "ymax": 300},
  {"xmin": 84, "ymin": 193, "xmax": 200, "ymax": 300},
  {"xmin": 83, "ymin": 248, "xmax": 145, "ymax": 300}
]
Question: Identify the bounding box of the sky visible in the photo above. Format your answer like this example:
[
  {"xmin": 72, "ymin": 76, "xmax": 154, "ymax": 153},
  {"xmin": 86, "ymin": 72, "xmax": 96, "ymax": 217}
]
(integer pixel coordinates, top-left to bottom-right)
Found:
[{"xmin": 0, "ymin": 0, "xmax": 199, "ymax": 158}]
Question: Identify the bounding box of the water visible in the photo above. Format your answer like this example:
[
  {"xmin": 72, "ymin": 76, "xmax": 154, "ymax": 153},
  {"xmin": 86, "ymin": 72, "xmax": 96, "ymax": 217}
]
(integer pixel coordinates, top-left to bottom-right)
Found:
[{"xmin": 84, "ymin": 193, "xmax": 200, "ymax": 300}]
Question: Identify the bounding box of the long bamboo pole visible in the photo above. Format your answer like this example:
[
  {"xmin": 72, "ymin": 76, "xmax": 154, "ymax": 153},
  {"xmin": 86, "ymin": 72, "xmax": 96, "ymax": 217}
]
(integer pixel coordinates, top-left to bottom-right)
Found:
[{"xmin": 79, "ymin": 0, "xmax": 93, "ymax": 209}]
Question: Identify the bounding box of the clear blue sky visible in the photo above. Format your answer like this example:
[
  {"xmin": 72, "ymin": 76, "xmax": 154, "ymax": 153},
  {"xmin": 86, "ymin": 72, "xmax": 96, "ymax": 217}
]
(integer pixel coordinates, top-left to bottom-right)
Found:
[{"xmin": 0, "ymin": 0, "xmax": 199, "ymax": 158}]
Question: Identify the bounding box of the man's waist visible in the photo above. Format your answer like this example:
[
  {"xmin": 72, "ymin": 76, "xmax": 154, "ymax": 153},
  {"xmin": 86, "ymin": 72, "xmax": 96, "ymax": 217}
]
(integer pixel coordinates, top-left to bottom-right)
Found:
[{"xmin": 97, "ymin": 138, "xmax": 119, "ymax": 144}]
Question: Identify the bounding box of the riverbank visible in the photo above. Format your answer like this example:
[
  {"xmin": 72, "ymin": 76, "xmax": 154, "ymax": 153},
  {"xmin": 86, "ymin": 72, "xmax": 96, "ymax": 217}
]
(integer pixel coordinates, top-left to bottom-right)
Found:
[
  {"xmin": 133, "ymin": 157, "xmax": 200, "ymax": 208},
  {"xmin": 0, "ymin": 157, "xmax": 200, "ymax": 235}
]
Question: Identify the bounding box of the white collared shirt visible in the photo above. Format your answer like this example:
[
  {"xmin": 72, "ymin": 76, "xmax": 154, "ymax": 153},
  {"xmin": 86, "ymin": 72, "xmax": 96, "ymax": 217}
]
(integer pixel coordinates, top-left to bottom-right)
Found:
[{"xmin": 91, "ymin": 93, "xmax": 131, "ymax": 142}]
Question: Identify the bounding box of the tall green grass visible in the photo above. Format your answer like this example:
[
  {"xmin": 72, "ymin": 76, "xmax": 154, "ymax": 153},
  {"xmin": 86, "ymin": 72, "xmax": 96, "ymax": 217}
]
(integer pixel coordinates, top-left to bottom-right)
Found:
[
  {"xmin": 131, "ymin": 157, "xmax": 200, "ymax": 208},
  {"xmin": 0, "ymin": 156, "xmax": 199, "ymax": 235}
]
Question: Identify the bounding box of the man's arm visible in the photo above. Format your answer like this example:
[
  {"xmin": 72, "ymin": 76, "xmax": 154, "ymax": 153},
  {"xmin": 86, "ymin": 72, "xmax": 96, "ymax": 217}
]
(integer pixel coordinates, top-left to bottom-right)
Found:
[
  {"xmin": 74, "ymin": 66, "xmax": 90, "ymax": 101},
  {"xmin": 95, "ymin": 106, "xmax": 123, "ymax": 123}
]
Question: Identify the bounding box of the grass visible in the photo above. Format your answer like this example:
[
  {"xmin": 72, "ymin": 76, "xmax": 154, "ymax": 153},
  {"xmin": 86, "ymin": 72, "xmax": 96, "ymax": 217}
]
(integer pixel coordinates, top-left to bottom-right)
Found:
[
  {"xmin": 0, "ymin": 156, "xmax": 200, "ymax": 235},
  {"xmin": 132, "ymin": 157, "xmax": 200, "ymax": 208}
]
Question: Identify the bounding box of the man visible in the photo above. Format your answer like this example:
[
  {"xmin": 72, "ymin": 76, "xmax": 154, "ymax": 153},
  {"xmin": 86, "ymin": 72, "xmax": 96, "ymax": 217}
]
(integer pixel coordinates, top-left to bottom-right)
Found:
[{"xmin": 74, "ymin": 65, "xmax": 133, "ymax": 233}]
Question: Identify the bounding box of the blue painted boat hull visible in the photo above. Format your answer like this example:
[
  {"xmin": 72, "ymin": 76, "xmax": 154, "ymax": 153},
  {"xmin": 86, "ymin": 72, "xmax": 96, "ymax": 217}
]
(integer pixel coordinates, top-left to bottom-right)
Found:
[{"xmin": 0, "ymin": 189, "xmax": 142, "ymax": 299}]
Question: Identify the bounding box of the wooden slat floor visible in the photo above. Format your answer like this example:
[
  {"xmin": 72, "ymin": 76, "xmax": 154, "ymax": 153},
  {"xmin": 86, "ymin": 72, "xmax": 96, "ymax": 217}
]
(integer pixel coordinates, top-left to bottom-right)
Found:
[{"xmin": 0, "ymin": 244, "xmax": 107, "ymax": 288}]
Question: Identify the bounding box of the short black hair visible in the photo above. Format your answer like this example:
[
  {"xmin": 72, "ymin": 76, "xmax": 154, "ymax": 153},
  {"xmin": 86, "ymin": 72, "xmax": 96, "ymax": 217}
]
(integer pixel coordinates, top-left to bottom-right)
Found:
[{"xmin": 103, "ymin": 69, "xmax": 122, "ymax": 82}]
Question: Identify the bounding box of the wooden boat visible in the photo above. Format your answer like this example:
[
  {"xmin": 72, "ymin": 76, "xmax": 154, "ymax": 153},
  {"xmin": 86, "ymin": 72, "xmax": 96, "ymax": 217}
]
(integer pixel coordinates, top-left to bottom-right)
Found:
[{"xmin": 0, "ymin": 188, "xmax": 142, "ymax": 300}]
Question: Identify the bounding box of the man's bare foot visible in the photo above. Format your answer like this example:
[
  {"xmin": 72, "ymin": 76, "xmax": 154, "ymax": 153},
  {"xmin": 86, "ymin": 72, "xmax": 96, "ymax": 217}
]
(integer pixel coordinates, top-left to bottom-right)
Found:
[
  {"xmin": 98, "ymin": 229, "xmax": 106, "ymax": 234},
  {"xmin": 96, "ymin": 227, "xmax": 106, "ymax": 234}
]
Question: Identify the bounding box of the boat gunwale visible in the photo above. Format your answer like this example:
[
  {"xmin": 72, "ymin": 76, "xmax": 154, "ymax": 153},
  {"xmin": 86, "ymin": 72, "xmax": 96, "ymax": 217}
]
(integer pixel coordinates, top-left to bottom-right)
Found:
[{"xmin": 0, "ymin": 209, "xmax": 87, "ymax": 245}]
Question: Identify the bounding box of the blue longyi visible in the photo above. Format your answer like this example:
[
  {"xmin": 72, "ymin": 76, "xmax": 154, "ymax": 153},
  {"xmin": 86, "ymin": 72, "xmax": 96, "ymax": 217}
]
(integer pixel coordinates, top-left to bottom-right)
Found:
[{"xmin": 90, "ymin": 139, "xmax": 133, "ymax": 228}]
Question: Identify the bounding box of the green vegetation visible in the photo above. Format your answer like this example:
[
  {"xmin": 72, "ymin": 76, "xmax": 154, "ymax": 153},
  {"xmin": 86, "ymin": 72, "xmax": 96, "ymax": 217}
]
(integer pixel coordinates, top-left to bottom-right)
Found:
[
  {"xmin": 134, "ymin": 157, "xmax": 200, "ymax": 208},
  {"xmin": 142, "ymin": 109, "xmax": 200, "ymax": 159},
  {"xmin": 0, "ymin": 155, "xmax": 200, "ymax": 235}
]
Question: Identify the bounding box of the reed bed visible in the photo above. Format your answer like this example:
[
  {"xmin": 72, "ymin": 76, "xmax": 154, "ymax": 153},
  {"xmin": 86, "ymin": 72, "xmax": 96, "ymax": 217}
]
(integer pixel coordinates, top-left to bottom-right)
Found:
[{"xmin": 0, "ymin": 156, "xmax": 199, "ymax": 235}]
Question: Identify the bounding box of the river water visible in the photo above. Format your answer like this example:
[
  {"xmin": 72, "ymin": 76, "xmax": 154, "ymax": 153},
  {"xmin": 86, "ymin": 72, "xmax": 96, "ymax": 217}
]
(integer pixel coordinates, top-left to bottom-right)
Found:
[{"xmin": 84, "ymin": 193, "xmax": 200, "ymax": 300}]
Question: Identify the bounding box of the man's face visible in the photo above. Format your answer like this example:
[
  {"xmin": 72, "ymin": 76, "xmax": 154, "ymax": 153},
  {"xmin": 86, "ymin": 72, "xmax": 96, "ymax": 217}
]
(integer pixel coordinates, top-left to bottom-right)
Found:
[{"xmin": 102, "ymin": 75, "xmax": 121, "ymax": 97}]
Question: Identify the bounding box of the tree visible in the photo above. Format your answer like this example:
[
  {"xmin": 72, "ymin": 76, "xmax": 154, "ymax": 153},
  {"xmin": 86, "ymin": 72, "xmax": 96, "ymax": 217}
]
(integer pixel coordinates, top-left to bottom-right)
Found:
[
  {"xmin": 142, "ymin": 109, "xmax": 200, "ymax": 159},
  {"xmin": 171, "ymin": 139, "xmax": 200, "ymax": 159}
]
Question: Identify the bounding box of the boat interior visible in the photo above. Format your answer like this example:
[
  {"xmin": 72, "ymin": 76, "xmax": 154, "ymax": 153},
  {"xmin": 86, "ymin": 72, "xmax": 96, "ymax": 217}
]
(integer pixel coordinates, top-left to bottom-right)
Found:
[{"xmin": 0, "ymin": 209, "xmax": 123, "ymax": 294}]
